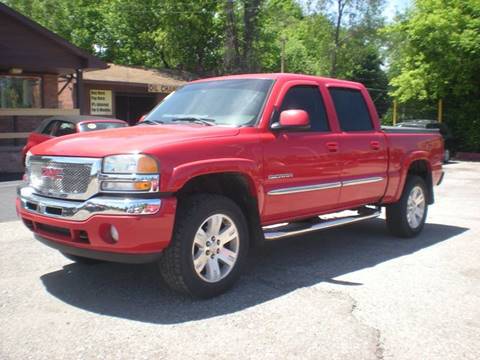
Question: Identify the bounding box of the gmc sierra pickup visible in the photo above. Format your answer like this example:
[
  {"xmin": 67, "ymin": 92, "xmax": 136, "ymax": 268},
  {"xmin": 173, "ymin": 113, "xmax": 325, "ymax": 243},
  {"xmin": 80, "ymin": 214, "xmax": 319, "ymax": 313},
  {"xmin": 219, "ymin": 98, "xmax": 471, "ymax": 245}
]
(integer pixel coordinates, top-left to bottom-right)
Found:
[{"xmin": 17, "ymin": 74, "xmax": 444, "ymax": 298}]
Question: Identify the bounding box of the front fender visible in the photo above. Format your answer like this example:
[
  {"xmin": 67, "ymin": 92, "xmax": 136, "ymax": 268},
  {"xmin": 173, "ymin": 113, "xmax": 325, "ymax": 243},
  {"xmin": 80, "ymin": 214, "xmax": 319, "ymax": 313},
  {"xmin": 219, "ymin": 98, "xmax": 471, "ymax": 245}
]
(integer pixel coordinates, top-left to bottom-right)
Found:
[{"xmin": 167, "ymin": 158, "xmax": 263, "ymax": 199}]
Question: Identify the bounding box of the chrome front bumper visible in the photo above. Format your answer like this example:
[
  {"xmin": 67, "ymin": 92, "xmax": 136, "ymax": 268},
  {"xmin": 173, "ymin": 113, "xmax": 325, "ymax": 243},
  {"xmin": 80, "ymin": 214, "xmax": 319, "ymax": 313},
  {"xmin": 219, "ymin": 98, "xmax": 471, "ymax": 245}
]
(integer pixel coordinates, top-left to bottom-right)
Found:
[{"xmin": 18, "ymin": 186, "xmax": 161, "ymax": 221}]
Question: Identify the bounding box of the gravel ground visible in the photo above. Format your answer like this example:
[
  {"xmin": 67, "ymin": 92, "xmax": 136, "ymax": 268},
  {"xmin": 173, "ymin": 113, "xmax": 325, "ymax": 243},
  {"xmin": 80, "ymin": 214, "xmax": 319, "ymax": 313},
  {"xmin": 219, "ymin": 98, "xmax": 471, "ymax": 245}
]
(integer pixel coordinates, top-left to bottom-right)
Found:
[{"xmin": 0, "ymin": 161, "xmax": 479, "ymax": 359}]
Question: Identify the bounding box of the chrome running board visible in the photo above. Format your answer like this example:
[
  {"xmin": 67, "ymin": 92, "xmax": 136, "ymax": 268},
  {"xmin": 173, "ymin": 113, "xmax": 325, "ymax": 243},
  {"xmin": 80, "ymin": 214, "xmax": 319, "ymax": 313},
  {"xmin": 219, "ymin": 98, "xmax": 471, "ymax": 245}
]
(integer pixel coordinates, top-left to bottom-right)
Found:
[{"xmin": 263, "ymin": 208, "xmax": 381, "ymax": 240}]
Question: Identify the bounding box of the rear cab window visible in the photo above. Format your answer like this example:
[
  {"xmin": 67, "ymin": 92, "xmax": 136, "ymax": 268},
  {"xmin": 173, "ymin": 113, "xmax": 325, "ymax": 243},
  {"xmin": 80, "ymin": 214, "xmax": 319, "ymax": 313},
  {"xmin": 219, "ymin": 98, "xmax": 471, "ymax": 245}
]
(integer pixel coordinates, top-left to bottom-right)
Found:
[
  {"xmin": 279, "ymin": 85, "xmax": 330, "ymax": 131},
  {"xmin": 329, "ymin": 88, "xmax": 373, "ymax": 131}
]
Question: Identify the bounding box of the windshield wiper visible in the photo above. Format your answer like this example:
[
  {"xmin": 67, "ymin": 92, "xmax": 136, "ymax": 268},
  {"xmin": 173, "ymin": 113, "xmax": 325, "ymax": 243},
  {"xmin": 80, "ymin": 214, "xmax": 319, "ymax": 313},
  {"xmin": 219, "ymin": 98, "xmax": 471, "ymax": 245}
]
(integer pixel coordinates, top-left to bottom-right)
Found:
[
  {"xmin": 171, "ymin": 117, "xmax": 216, "ymax": 126},
  {"xmin": 137, "ymin": 119, "xmax": 164, "ymax": 125}
]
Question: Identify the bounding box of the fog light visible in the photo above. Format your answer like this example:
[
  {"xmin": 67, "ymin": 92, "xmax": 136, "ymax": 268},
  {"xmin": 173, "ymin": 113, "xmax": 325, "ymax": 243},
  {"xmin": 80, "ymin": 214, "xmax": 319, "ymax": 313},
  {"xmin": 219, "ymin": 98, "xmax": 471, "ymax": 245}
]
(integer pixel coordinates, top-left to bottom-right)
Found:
[{"xmin": 110, "ymin": 225, "xmax": 119, "ymax": 242}]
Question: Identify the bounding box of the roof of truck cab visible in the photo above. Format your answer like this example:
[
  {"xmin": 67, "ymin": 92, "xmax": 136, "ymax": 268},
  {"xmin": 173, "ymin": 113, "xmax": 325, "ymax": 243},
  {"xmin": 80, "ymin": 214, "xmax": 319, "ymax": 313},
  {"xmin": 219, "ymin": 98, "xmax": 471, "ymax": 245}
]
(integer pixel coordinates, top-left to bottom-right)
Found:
[{"xmin": 191, "ymin": 73, "xmax": 363, "ymax": 87}]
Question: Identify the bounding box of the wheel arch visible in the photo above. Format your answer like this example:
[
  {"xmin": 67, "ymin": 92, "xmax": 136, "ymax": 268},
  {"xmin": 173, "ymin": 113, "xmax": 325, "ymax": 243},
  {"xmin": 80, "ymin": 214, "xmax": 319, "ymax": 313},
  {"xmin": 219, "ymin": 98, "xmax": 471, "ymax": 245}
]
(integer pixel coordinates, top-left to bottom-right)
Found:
[
  {"xmin": 174, "ymin": 170, "xmax": 265, "ymax": 248},
  {"xmin": 403, "ymin": 158, "xmax": 434, "ymax": 205}
]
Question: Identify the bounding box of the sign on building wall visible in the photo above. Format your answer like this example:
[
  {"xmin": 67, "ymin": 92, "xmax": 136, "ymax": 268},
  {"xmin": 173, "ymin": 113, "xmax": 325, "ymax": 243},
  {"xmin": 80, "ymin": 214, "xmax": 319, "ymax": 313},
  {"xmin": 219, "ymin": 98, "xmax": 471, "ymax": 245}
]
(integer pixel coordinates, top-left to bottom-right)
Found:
[
  {"xmin": 90, "ymin": 89, "xmax": 112, "ymax": 115},
  {"xmin": 148, "ymin": 84, "xmax": 177, "ymax": 93}
]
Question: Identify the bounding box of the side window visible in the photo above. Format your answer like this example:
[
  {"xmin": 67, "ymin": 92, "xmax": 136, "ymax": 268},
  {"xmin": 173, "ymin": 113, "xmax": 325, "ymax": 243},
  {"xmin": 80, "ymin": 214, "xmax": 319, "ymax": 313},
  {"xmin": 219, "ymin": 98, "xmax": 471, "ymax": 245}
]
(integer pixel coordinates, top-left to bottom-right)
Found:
[
  {"xmin": 42, "ymin": 120, "xmax": 58, "ymax": 136},
  {"xmin": 279, "ymin": 85, "xmax": 329, "ymax": 131},
  {"xmin": 329, "ymin": 88, "xmax": 373, "ymax": 131},
  {"xmin": 54, "ymin": 121, "xmax": 76, "ymax": 136}
]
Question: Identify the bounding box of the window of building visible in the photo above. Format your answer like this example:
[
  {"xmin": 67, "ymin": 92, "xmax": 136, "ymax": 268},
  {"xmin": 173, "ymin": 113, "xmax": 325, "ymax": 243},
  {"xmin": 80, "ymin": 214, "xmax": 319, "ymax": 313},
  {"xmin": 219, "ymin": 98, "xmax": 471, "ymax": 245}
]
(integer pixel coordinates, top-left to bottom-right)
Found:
[
  {"xmin": 279, "ymin": 85, "xmax": 330, "ymax": 131},
  {"xmin": 0, "ymin": 76, "xmax": 42, "ymax": 108},
  {"xmin": 329, "ymin": 88, "xmax": 373, "ymax": 131}
]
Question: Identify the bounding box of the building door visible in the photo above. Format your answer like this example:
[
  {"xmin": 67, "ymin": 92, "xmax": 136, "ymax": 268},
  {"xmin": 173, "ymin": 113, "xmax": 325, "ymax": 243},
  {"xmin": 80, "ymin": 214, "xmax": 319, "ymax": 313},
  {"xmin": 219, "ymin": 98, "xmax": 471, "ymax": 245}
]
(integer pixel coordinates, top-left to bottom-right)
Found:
[{"xmin": 115, "ymin": 94, "xmax": 157, "ymax": 125}]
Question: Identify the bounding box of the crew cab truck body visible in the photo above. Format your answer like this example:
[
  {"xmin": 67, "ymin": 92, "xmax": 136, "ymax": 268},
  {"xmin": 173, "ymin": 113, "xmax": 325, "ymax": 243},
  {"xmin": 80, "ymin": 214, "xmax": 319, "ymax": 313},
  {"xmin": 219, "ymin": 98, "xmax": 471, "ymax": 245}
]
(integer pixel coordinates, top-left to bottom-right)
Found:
[{"xmin": 17, "ymin": 74, "xmax": 444, "ymax": 297}]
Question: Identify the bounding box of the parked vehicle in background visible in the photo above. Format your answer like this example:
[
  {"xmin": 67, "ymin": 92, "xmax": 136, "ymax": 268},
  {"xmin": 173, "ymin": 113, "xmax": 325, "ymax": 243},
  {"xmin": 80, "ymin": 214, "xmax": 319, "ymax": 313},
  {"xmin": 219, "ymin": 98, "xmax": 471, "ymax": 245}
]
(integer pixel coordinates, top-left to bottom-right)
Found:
[
  {"xmin": 17, "ymin": 74, "xmax": 444, "ymax": 298},
  {"xmin": 22, "ymin": 116, "xmax": 128, "ymax": 162},
  {"xmin": 396, "ymin": 120, "xmax": 453, "ymax": 162}
]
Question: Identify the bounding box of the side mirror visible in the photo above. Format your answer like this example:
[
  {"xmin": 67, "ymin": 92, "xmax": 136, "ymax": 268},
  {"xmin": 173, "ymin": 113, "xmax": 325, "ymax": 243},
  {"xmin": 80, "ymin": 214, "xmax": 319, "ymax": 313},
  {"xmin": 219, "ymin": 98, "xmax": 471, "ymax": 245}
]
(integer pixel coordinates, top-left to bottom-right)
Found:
[
  {"xmin": 272, "ymin": 110, "xmax": 310, "ymax": 130},
  {"xmin": 139, "ymin": 114, "xmax": 147, "ymax": 122}
]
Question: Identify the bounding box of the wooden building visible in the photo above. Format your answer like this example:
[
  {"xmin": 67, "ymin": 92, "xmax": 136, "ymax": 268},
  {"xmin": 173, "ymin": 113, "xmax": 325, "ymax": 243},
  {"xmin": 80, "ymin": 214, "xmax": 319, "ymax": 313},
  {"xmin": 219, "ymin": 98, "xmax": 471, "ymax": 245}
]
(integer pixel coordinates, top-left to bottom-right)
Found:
[
  {"xmin": 0, "ymin": 3, "xmax": 188, "ymax": 174},
  {"xmin": 0, "ymin": 3, "xmax": 107, "ymax": 173},
  {"xmin": 58, "ymin": 64, "xmax": 188, "ymax": 125}
]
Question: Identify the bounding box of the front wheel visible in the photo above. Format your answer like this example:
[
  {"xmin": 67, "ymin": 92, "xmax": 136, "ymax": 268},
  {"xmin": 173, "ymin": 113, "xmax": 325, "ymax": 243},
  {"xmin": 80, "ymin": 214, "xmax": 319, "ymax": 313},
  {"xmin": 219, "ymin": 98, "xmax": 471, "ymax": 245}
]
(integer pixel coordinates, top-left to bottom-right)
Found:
[
  {"xmin": 159, "ymin": 194, "xmax": 248, "ymax": 298},
  {"xmin": 386, "ymin": 175, "xmax": 428, "ymax": 238}
]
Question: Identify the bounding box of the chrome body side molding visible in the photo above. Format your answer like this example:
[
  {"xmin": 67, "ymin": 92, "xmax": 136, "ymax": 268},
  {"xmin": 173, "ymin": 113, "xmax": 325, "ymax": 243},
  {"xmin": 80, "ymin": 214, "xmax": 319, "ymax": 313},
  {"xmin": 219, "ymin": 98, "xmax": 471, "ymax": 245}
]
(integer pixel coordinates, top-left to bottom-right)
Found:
[
  {"xmin": 267, "ymin": 181, "xmax": 341, "ymax": 196},
  {"xmin": 341, "ymin": 176, "xmax": 384, "ymax": 187},
  {"xmin": 267, "ymin": 176, "xmax": 385, "ymax": 196}
]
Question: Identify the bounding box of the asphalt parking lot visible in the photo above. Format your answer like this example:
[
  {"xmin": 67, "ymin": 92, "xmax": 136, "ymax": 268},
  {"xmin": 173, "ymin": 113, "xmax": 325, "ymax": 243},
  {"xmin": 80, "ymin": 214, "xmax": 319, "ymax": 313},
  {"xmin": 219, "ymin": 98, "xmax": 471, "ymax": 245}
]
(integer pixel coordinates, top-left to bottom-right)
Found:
[{"xmin": 1, "ymin": 161, "xmax": 479, "ymax": 359}]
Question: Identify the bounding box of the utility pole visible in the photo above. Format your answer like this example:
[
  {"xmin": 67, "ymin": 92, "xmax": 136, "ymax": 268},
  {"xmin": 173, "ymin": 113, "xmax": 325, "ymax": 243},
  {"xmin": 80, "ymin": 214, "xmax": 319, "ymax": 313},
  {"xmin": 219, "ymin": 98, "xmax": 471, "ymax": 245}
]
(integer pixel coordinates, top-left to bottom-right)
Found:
[
  {"xmin": 280, "ymin": 35, "xmax": 287, "ymax": 73},
  {"xmin": 393, "ymin": 100, "xmax": 397, "ymax": 125},
  {"xmin": 438, "ymin": 99, "xmax": 443, "ymax": 123}
]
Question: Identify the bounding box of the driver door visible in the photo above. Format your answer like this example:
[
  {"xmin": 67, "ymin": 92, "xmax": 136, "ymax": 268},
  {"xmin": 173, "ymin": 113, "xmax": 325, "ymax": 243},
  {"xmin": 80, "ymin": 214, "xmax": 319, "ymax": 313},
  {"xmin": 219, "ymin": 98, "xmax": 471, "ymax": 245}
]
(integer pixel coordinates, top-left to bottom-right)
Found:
[{"xmin": 262, "ymin": 83, "xmax": 341, "ymax": 224}]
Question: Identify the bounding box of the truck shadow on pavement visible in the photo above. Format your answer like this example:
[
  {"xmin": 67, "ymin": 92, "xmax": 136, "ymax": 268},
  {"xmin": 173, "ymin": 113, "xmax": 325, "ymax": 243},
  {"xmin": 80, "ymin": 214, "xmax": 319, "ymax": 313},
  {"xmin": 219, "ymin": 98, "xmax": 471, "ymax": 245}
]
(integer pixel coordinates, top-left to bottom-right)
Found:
[{"xmin": 40, "ymin": 219, "xmax": 467, "ymax": 324}]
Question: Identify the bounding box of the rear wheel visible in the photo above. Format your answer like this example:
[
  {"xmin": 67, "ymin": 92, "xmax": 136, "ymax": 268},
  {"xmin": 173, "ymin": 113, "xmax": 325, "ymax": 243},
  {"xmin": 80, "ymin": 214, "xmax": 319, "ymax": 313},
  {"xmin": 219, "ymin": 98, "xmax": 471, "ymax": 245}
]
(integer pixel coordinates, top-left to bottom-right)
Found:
[
  {"xmin": 159, "ymin": 194, "xmax": 248, "ymax": 298},
  {"xmin": 386, "ymin": 175, "xmax": 428, "ymax": 238}
]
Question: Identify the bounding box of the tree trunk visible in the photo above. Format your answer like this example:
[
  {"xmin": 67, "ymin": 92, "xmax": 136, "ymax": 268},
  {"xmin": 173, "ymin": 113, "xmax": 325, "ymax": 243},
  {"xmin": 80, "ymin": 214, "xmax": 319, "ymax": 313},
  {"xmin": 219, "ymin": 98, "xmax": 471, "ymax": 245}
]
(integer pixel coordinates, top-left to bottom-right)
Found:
[
  {"xmin": 224, "ymin": 0, "xmax": 240, "ymax": 73},
  {"xmin": 330, "ymin": 0, "xmax": 346, "ymax": 77},
  {"xmin": 242, "ymin": 0, "xmax": 261, "ymax": 72}
]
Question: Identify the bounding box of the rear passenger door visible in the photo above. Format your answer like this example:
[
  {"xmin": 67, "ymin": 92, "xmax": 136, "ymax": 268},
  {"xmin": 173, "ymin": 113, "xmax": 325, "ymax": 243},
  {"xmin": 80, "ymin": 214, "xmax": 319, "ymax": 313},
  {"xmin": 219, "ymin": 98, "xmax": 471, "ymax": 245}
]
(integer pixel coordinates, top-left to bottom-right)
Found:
[{"xmin": 328, "ymin": 87, "xmax": 388, "ymax": 207}]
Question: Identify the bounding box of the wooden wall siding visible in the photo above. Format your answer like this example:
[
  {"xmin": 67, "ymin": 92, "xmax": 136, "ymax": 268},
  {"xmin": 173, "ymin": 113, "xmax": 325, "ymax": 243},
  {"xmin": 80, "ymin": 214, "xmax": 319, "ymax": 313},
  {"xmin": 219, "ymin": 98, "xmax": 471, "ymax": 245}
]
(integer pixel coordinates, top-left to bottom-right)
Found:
[
  {"xmin": 58, "ymin": 78, "xmax": 75, "ymax": 109},
  {"xmin": 0, "ymin": 109, "xmax": 80, "ymax": 139},
  {"xmin": 43, "ymin": 74, "xmax": 59, "ymax": 108},
  {"xmin": 0, "ymin": 12, "xmax": 84, "ymax": 74}
]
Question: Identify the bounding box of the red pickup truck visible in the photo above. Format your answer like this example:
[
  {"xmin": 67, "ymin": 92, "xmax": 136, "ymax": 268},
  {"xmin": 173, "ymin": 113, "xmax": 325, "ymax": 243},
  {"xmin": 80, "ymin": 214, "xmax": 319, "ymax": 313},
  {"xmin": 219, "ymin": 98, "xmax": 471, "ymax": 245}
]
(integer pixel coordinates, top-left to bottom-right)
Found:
[{"xmin": 17, "ymin": 74, "xmax": 444, "ymax": 298}]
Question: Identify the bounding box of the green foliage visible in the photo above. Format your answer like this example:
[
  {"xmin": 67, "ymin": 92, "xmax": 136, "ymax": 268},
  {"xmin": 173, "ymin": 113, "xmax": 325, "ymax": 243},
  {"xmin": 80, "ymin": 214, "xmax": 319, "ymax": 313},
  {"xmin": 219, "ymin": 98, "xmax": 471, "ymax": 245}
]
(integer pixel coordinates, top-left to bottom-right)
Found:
[
  {"xmin": 4, "ymin": 0, "xmax": 391, "ymax": 127},
  {"xmin": 385, "ymin": 0, "xmax": 480, "ymax": 151}
]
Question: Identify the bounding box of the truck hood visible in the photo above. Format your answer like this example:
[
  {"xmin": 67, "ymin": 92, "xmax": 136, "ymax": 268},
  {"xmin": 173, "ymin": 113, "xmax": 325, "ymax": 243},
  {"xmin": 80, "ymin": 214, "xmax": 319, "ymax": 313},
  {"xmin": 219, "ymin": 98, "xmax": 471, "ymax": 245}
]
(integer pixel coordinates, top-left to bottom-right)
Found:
[{"xmin": 31, "ymin": 125, "xmax": 240, "ymax": 157}]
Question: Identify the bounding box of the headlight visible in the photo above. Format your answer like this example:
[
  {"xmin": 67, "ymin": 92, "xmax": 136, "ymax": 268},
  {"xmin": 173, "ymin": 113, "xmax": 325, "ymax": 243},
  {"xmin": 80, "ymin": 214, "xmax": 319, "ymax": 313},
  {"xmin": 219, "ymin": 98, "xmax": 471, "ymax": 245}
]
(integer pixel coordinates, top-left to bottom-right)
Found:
[
  {"xmin": 24, "ymin": 151, "xmax": 32, "ymax": 182},
  {"xmin": 25, "ymin": 151, "xmax": 32, "ymax": 167},
  {"xmin": 101, "ymin": 154, "xmax": 159, "ymax": 193},
  {"xmin": 102, "ymin": 154, "xmax": 158, "ymax": 174}
]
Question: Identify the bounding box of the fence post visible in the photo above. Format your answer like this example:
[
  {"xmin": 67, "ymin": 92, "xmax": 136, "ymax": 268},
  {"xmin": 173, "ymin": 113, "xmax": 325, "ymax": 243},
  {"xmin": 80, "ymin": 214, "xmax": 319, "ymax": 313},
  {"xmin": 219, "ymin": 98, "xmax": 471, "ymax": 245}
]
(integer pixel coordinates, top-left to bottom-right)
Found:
[
  {"xmin": 438, "ymin": 99, "xmax": 443, "ymax": 123},
  {"xmin": 393, "ymin": 100, "xmax": 397, "ymax": 125}
]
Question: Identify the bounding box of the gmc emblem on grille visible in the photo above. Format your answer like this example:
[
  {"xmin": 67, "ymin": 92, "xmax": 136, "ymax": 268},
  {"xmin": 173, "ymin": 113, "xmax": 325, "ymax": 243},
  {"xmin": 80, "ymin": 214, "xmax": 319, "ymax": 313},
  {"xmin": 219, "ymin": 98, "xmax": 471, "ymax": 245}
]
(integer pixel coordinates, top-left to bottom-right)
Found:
[{"xmin": 41, "ymin": 167, "xmax": 64, "ymax": 180}]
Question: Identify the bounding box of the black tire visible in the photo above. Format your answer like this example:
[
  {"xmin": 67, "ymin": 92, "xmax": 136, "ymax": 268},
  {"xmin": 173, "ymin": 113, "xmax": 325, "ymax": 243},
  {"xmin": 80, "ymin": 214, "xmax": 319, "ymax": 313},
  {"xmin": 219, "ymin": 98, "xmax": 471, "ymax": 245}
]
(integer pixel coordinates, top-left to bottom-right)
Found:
[
  {"xmin": 386, "ymin": 175, "xmax": 428, "ymax": 238},
  {"xmin": 158, "ymin": 194, "xmax": 249, "ymax": 298},
  {"xmin": 61, "ymin": 252, "xmax": 103, "ymax": 265}
]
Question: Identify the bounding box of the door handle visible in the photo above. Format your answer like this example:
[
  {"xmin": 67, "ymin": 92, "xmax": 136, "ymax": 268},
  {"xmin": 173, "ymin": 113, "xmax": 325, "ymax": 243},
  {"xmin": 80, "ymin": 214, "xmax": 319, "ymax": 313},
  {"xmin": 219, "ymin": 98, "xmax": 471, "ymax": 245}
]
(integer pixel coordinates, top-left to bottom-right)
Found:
[
  {"xmin": 370, "ymin": 141, "xmax": 381, "ymax": 150},
  {"xmin": 326, "ymin": 142, "xmax": 339, "ymax": 152}
]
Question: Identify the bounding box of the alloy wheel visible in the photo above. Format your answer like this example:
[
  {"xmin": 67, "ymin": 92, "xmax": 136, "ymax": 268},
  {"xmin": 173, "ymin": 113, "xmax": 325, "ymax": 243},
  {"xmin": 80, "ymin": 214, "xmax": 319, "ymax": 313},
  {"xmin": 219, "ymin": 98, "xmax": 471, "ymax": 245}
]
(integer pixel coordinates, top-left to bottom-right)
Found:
[{"xmin": 191, "ymin": 214, "xmax": 240, "ymax": 283}]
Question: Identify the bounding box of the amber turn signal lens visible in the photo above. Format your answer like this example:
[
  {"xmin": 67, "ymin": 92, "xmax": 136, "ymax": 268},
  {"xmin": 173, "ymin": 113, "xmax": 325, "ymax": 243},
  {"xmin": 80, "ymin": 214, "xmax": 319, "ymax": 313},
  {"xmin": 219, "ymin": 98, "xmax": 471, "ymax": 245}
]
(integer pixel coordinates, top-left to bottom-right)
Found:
[
  {"xmin": 133, "ymin": 181, "xmax": 152, "ymax": 191},
  {"xmin": 137, "ymin": 156, "xmax": 158, "ymax": 173}
]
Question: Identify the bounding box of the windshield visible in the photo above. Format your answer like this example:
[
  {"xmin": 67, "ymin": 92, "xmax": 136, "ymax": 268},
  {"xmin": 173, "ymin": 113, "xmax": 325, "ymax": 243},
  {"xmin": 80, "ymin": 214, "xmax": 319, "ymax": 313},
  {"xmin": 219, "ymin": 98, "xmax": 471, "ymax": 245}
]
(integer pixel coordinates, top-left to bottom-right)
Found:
[
  {"xmin": 79, "ymin": 122, "xmax": 127, "ymax": 132},
  {"xmin": 144, "ymin": 79, "xmax": 274, "ymax": 127}
]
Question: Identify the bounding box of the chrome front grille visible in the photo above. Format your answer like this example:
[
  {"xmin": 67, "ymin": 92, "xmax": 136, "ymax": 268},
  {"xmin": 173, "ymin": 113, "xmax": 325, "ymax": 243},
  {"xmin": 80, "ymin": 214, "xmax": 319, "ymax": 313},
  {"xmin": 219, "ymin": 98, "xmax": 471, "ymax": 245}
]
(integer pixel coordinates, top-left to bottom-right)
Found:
[
  {"xmin": 30, "ymin": 161, "xmax": 91, "ymax": 193},
  {"xmin": 28, "ymin": 156, "xmax": 101, "ymax": 200}
]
